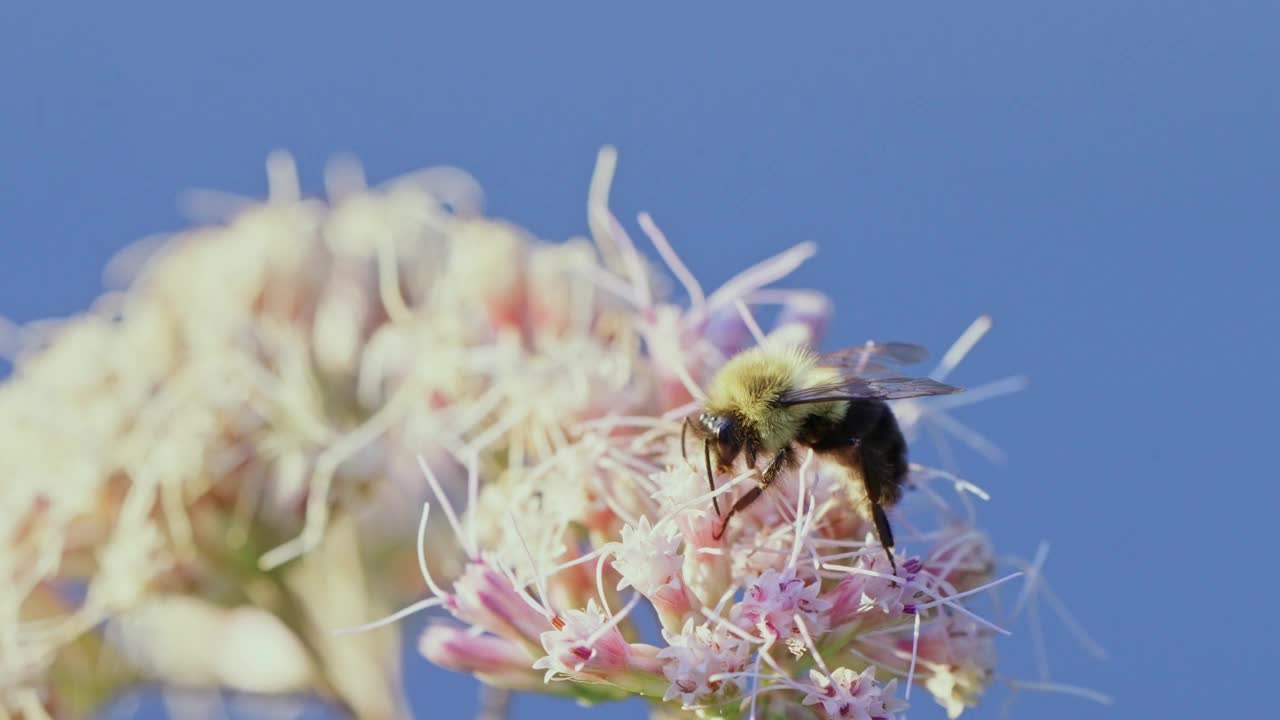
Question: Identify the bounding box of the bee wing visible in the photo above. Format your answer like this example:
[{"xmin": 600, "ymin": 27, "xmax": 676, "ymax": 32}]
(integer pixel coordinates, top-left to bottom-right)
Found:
[
  {"xmin": 777, "ymin": 375, "xmax": 962, "ymax": 405},
  {"xmin": 815, "ymin": 343, "xmax": 930, "ymax": 378},
  {"xmin": 817, "ymin": 342, "xmax": 929, "ymax": 367}
]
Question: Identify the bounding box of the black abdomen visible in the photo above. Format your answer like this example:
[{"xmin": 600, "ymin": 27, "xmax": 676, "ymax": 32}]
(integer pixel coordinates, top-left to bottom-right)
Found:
[{"xmin": 800, "ymin": 399, "xmax": 908, "ymax": 506}]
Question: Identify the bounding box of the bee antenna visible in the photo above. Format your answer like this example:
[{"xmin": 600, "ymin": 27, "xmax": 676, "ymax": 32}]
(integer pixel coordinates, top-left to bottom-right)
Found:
[
  {"xmin": 682, "ymin": 417, "xmax": 691, "ymax": 460},
  {"xmin": 704, "ymin": 438, "xmax": 721, "ymax": 516}
]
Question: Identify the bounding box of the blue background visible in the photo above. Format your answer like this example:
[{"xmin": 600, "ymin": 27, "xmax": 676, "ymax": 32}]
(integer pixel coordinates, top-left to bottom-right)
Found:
[{"xmin": 3, "ymin": 3, "xmax": 1276, "ymax": 718}]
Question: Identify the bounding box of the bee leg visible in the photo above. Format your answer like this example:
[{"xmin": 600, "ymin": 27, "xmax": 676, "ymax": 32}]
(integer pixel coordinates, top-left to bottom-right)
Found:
[
  {"xmin": 713, "ymin": 447, "xmax": 791, "ymax": 540},
  {"xmin": 711, "ymin": 486, "xmax": 762, "ymax": 541},
  {"xmin": 703, "ymin": 439, "xmax": 721, "ymax": 516},
  {"xmin": 852, "ymin": 440, "xmax": 899, "ymax": 577},
  {"xmin": 760, "ymin": 446, "xmax": 793, "ymax": 487},
  {"xmin": 828, "ymin": 438, "xmax": 900, "ymax": 576},
  {"xmin": 869, "ymin": 500, "xmax": 898, "ymax": 576}
]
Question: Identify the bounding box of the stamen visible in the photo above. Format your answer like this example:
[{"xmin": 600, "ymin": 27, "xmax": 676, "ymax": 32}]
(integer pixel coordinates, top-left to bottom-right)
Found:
[
  {"xmin": 819, "ymin": 563, "xmax": 899, "ymax": 582},
  {"xmin": 1036, "ymin": 575, "xmax": 1109, "ymax": 660},
  {"xmin": 911, "ymin": 464, "xmax": 991, "ymax": 502},
  {"xmin": 460, "ymin": 406, "xmax": 528, "ymax": 458},
  {"xmin": 701, "ymin": 242, "xmax": 817, "ymax": 323},
  {"xmin": 698, "ymin": 607, "xmax": 765, "ymax": 646},
  {"xmin": 260, "ymin": 385, "xmax": 414, "ymax": 569},
  {"xmin": 932, "ymin": 315, "xmax": 992, "ymax": 382},
  {"xmin": 574, "ymin": 415, "xmax": 674, "ymax": 432},
  {"xmin": 905, "ymin": 610, "xmax": 921, "ymax": 699},
  {"xmin": 417, "ymin": 455, "xmax": 475, "ymax": 558},
  {"xmin": 416, "ymin": 503, "xmax": 448, "ymax": 598},
  {"xmin": 465, "ymin": 452, "xmax": 480, "ymax": 556},
  {"xmin": 653, "ymin": 333, "xmax": 709, "ymax": 402},
  {"xmin": 1003, "ymin": 679, "xmax": 1113, "ymax": 706},
  {"xmin": 664, "ymin": 469, "xmax": 755, "ymax": 519},
  {"xmin": 375, "ymin": 234, "xmax": 413, "ymax": 325},
  {"xmin": 507, "ymin": 512, "xmax": 553, "ymax": 619},
  {"xmin": 573, "ymin": 260, "xmax": 644, "ymax": 309},
  {"xmin": 733, "ymin": 300, "xmax": 769, "ymax": 348},
  {"xmin": 584, "ymin": 592, "xmax": 641, "ymax": 646},
  {"xmin": 924, "ymin": 409, "xmax": 1007, "ymax": 464},
  {"xmin": 747, "ymin": 652, "xmax": 763, "ymax": 720},
  {"xmin": 788, "ymin": 450, "xmax": 815, "ymax": 569},
  {"xmin": 922, "ymin": 375, "xmax": 1029, "ymax": 412},
  {"xmin": 793, "ymin": 614, "xmax": 828, "ymax": 675},
  {"xmin": 332, "ymin": 596, "xmax": 446, "ymax": 636},
  {"xmin": 543, "ymin": 545, "xmax": 611, "ymax": 576},
  {"xmin": 587, "ymin": 146, "xmax": 622, "ymax": 268},
  {"xmin": 1010, "ymin": 541, "xmax": 1051, "ymax": 619},
  {"xmin": 595, "ymin": 545, "xmax": 615, "ymax": 617},
  {"xmin": 265, "ymin": 150, "xmax": 301, "ymax": 203},
  {"xmin": 605, "ymin": 213, "xmax": 652, "ymax": 309},
  {"xmin": 912, "ymin": 571, "xmax": 1024, "ymax": 612},
  {"xmin": 638, "ymin": 212, "xmax": 705, "ymax": 310},
  {"xmin": 661, "ymin": 400, "xmax": 702, "ymax": 422},
  {"xmin": 1028, "ymin": 585, "xmax": 1051, "ymax": 681}
]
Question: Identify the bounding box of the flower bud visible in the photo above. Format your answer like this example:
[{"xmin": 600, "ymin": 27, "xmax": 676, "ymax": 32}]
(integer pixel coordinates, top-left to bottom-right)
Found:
[
  {"xmin": 446, "ymin": 557, "xmax": 549, "ymax": 652},
  {"xmin": 419, "ymin": 624, "xmax": 542, "ymax": 691}
]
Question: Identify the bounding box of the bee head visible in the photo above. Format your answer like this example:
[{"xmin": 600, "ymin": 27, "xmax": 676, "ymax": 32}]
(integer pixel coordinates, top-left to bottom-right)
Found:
[
  {"xmin": 698, "ymin": 411, "xmax": 742, "ymax": 472},
  {"xmin": 680, "ymin": 410, "xmax": 746, "ymax": 518}
]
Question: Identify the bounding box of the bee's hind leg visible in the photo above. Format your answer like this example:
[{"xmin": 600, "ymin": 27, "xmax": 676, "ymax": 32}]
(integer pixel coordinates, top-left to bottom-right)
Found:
[
  {"xmin": 869, "ymin": 500, "xmax": 899, "ymax": 577},
  {"xmin": 828, "ymin": 439, "xmax": 900, "ymax": 577}
]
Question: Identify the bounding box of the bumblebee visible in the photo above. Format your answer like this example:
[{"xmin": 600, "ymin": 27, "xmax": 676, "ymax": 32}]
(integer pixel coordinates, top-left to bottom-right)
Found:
[{"xmin": 682, "ymin": 342, "xmax": 961, "ymax": 573}]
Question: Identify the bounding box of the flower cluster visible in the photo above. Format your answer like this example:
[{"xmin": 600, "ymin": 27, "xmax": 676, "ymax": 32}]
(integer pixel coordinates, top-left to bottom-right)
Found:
[
  {"xmin": 0, "ymin": 146, "xmax": 1103, "ymax": 719},
  {"xmin": 0, "ymin": 152, "xmax": 503, "ymax": 717},
  {"xmin": 338, "ymin": 148, "xmax": 1082, "ymax": 719}
]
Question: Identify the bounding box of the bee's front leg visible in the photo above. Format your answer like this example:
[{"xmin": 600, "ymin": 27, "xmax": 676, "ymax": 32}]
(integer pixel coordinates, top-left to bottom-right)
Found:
[
  {"xmin": 712, "ymin": 486, "xmax": 760, "ymax": 541},
  {"xmin": 714, "ymin": 446, "xmax": 793, "ymax": 541}
]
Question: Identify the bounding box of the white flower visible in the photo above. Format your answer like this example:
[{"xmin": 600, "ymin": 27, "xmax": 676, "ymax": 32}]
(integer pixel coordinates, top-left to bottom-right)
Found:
[
  {"xmin": 731, "ymin": 567, "xmax": 832, "ymax": 648},
  {"xmin": 801, "ymin": 666, "xmax": 907, "ymax": 720},
  {"xmin": 613, "ymin": 516, "xmax": 684, "ymax": 597},
  {"xmin": 656, "ymin": 619, "xmax": 751, "ymax": 708},
  {"xmin": 532, "ymin": 599, "xmax": 632, "ymax": 682},
  {"xmin": 917, "ymin": 615, "xmax": 996, "ymax": 719}
]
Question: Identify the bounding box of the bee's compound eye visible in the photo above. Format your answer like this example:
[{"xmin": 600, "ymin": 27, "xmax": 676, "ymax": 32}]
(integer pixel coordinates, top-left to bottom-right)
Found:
[{"xmin": 708, "ymin": 416, "xmax": 730, "ymax": 440}]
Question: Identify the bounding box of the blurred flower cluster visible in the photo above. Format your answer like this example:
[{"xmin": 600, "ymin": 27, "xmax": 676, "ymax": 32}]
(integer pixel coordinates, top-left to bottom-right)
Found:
[{"xmin": 1, "ymin": 147, "xmax": 1098, "ymax": 719}]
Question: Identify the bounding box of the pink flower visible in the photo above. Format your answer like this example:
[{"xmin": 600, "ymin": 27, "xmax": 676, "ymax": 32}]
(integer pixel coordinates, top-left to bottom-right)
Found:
[
  {"xmin": 657, "ymin": 618, "xmax": 751, "ymax": 708},
  {"xmin": 825, "ymin": 553, "xmax": 923, "ymax": 627},
  {"xmin": 801, "ymin": 666, "xmax": 907, "ymax": 720},
  {"xmin": 922, "ymin": 524, "xmax": 995, "ymax": 594},
  {"xmin": 445, "ymin": 556, "xmax": 549, "ymax": 652},
  {"xmin": 419, "ymin": 623, "xmax": 542, "ymax": 691},
  {"xmin": 731, "ymin": 567, "xmax": 832, "ymax": 651},
  {"xmin": 532, "ymin": 599, "xmax": 632, "ymax": 682}
]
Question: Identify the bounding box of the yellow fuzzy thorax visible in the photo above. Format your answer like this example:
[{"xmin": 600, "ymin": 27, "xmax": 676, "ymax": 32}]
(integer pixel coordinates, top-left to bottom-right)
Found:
[{"xmin": 705, "ymin": 345, "xmax": 847, "ymax": 452}]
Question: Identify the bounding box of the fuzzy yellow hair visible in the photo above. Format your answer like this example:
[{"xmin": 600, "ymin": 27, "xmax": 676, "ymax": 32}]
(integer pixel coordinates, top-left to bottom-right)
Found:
[{"xmin": 705, "ymin": 345, "xmax": 847, "ymax": 452}]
